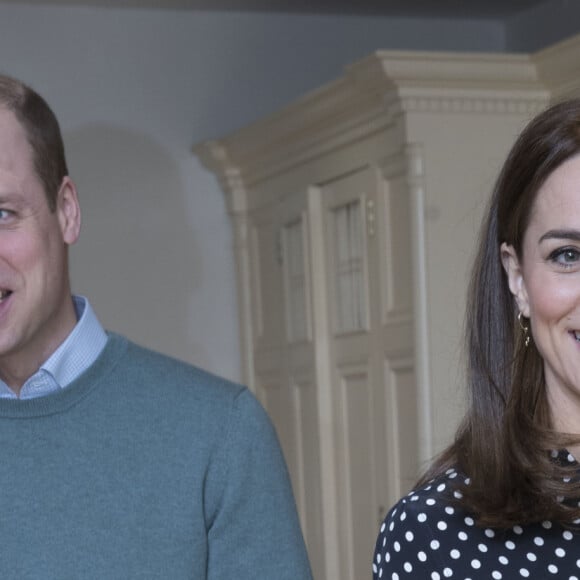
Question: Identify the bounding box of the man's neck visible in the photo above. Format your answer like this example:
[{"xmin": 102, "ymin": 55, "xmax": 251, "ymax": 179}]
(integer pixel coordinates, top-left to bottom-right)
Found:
[{"xmin": 0, "ymin": 297, "xmax": 78, "ymax": 396}]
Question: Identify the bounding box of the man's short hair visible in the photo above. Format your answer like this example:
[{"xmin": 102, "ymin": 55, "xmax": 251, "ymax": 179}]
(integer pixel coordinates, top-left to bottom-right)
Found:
[{"xmin": 0, "ymin": 75, "xmax": 68, "ymax": 211}]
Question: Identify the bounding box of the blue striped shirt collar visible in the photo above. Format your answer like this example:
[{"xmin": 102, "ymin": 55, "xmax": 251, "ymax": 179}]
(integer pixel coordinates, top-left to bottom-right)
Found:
[{"xmin": 0, "ymin": 295, "xmax": 108, "ymax": 400}]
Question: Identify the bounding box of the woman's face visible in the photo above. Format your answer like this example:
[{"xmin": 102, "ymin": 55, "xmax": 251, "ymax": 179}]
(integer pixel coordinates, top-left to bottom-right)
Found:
[{"xmin": 502, "ymin": 154, "xmax": 580, "ymax": 432}]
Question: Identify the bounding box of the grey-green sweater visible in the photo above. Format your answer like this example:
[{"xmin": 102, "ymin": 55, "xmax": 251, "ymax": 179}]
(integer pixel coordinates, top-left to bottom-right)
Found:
[{"xmin": 0, "ymin": 334, "xmax": 312, "ymax": 579}]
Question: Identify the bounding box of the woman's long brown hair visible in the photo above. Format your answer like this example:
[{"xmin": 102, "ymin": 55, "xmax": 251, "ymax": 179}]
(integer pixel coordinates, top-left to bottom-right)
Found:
[{"xmin": 418, "ymin": 99, "xmax": 580, "ymax": 528}]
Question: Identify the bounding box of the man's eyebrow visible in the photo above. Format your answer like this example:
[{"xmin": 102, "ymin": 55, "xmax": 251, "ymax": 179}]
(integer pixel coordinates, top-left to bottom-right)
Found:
[
  {"xmin": 539, "ymin": 229, "xmax": 580, "ymax": 243},
  {"xmin": 0, "ymin": 193, "xmax": 24, "ymax": 205}
]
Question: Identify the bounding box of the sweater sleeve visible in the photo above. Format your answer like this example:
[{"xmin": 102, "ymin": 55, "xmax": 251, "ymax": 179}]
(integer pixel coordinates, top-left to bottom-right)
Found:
[{"xmin": 204, "ymin": 388, "xmax": 313, "ymax": 580}]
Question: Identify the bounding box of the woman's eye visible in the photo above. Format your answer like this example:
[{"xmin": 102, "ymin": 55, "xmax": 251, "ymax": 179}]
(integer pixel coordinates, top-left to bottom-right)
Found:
[{"xmin": 550, "ymin": 247, "xmax": 580, "ymax": 266}]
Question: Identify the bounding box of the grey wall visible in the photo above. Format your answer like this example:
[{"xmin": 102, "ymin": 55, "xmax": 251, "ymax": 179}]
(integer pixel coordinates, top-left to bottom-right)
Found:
[
  {"xmin": 506, "ymin": 0, "xmax": 580, "ymax": 51},
  {"xmin": 0, "ymin": 2, "xmax": 574, "ymax": 382}
]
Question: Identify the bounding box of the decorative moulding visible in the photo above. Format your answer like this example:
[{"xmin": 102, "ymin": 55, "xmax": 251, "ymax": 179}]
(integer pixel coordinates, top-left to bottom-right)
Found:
[
  {"xmin": 194, "ymin": 49, "xmax": 553, "ymax": 198},
  {"xmin": 194, "ymin": 79, "xmax": 391, "ymax": 193},
  {"xmin": 193, "ymin": 140, "xmax": 248, "ymax": 214},
  {"xmin": 533, "ymin": 32, "xmax": 580, "ymax": 100},
  {"xmin": 347, "ymin": 50, "xmax": 540, "ymax": 93},
  {"xmin": 377, "ymin": 151, "xmax": 409, "ymax": 180},
  {"xmin": 398, "ymin": 93, "xmax": 547, "ymax": 115}
]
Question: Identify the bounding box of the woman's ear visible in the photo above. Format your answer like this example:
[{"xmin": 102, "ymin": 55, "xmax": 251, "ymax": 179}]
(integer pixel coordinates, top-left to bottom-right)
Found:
[{"xmin": 500, "ymin": 242, "xmax": 530, "ymax": 317}]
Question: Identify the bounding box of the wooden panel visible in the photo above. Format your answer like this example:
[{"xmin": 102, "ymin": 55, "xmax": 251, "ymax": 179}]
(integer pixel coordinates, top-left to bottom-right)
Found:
[
  {"xmin": 293, "ymin": 376, "xmax": 326, "ymax": 580},
  {"xmin": 257, "ymin": 374, "xmax": 302, "ymax": 500},
  {"xmin": 249, "ymin": 224, "xmax": 264, "ymax": 340},
  {"xmin": 334, "ymin": 363, "xmax": 378, "ymax": 580},
  {"xmin": 282, "ymin": 216, "xmax": 311, "ymax": 343},
  {"xmin": 382, "ymin": 174, "xmax": 413, "ymax": 324},
  {"xmin": 385, "ymin": 357, "xmax": 419, "ymax": 497},
  {"xmin": 258, "ymin": 370, "xmax": 326, "ymax": 580},
  {"xmin": 249, "ymin": 214, "xmax": 285, "ymax": 346},
  {"xmin": 320, "ymin": 168, "xmax": 373, "ymax": 339},
  {"xmin": 331, "ymin": 200, "xmax": 367, "ymax": 334}
]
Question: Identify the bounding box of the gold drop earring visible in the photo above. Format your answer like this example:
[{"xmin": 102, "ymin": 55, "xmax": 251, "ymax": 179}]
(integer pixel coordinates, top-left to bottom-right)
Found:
[{"xmin": 517, "ymin": 312, "xmax": 530, "ymax": 348}]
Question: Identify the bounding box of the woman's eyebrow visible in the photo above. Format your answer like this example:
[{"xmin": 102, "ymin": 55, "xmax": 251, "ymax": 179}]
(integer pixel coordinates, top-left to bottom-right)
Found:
[{"xmin": 539, "ymin": 229, "xmax": 580, "ymax": 243}]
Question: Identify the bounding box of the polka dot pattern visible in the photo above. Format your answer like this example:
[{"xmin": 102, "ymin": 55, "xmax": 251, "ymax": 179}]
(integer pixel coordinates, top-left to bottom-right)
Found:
[{"xmin": 373, "ymin": 453, "xmax": 580, "ymax": 579}]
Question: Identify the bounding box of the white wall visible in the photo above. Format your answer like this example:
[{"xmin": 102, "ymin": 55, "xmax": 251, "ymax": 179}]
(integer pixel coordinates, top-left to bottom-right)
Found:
[{"xmin": 0, "ymin": 3, "xmax": 514, "ymax": 382}]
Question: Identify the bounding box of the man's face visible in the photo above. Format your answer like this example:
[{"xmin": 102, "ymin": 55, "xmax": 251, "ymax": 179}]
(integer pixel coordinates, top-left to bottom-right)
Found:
[{"xmin": 0, "ymin": 107, "xmax": 80, "ymax": 386}]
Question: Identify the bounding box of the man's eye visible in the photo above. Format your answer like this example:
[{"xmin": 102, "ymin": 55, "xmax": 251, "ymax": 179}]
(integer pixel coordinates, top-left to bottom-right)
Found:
[{"xmin": 0, "ymin": 209, "xmax": 11, "ymax": 220}]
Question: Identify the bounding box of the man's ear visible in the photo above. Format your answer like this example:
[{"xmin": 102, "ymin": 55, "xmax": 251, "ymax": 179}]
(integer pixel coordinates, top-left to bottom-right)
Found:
[
  {"xmin": 500, "ymin": 242, "xmax": 530, "ymax": 317},
  {"xmin": 56, "ymin": 177, "xmax": 81, "ymax": 245}
]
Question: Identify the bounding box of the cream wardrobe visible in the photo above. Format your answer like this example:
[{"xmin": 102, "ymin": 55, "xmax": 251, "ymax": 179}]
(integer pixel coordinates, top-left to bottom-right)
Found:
[{"xmin": 195, "ymin": 35, "xmax": 580, "ymax": 580}]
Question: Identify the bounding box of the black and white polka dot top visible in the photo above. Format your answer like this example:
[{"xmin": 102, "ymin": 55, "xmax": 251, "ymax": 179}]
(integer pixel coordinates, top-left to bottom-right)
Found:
[{"xmin": 373, "ymin": 452, "xmax": 580, "ymax": 580}]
